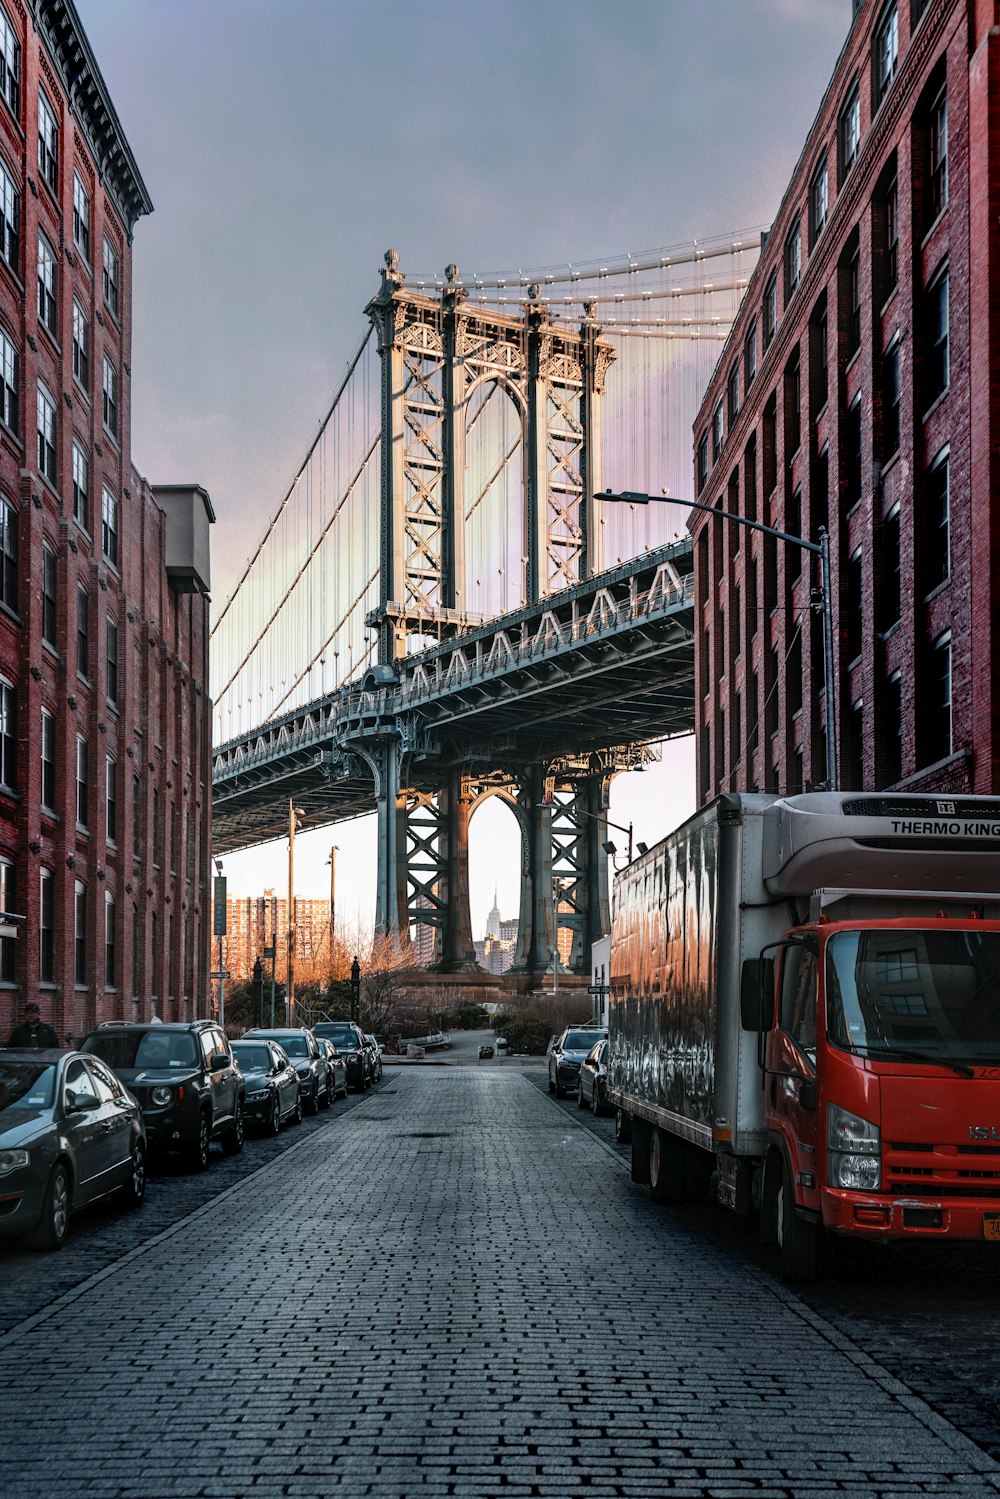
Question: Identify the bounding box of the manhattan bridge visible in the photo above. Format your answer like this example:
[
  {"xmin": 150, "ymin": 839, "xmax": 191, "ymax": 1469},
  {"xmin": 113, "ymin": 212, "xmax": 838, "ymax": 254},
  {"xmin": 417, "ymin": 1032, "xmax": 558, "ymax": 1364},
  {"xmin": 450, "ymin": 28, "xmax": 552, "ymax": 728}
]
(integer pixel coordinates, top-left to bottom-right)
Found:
[{"xmin": 211, "ymin": 233, "xmax": 760, "ymax": 986}]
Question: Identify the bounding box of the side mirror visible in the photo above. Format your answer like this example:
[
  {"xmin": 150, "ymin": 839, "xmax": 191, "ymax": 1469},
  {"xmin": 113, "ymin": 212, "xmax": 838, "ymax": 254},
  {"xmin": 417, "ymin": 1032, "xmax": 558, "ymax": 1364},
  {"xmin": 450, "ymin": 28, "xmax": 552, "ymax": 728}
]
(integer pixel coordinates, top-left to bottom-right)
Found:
[
  {"xmin": 210, "ymin": 1051, "xmax": 229, "ymax": 1071},
  {"xmin": 740, "ymin": 960, "xmax": 760, "ymax": 1031},
  {"xmin": 799, "ymin": 1078, "xmax": 817, "ymax": 1112},
  {"xmin": 67, "ymin": 1091, "xmax": 100, "ymax": 1113}
]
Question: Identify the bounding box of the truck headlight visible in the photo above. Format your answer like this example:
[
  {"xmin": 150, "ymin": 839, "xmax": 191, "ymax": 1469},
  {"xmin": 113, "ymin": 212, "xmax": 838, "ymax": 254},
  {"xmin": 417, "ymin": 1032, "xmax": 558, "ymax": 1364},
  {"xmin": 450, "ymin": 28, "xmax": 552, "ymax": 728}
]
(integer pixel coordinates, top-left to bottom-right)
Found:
[
  {"xmin": 150, "ymin": 1085, "xmax": 173, "ymax": 1106},
  {"xmin": 828, "ymin": 1104, "xmax": 880, "ymax": 1191},
  {"xmin": 0, "ymin": 1148, "xmax": 28, "ymax": 1175}
]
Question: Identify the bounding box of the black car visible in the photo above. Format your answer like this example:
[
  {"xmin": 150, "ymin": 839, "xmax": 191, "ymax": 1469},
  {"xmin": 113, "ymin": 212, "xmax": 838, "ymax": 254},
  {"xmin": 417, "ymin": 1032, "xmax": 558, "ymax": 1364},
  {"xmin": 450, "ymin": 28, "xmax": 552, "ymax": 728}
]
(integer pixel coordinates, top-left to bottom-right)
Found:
[
  {"xmin": 363, "ymin": 1034, "xmax": 383, "ymax": 1083},
  {"xmin": 316, "ymin": 1038, "xmax": 348, "ymax": 1100},
  {"xmin": 80, "ymin": 1021, "xmax": 245, "ymax": 1171},
  {"xmin": 0, "ymin": 1049, "xmax": 146, "ymax": 1250},
  {"xmin": 547, "ymin": 1026, "xmax": 607, "ymax": 1099},
  {"xmin": 313, "ymin": 1022, "xmax": 370, "ymax": 1091},
  {"xmin": 243, "ymin": 1028, "xmax": 328, "ymax": 1113},
  {"xmin": 577, "ymin": 1037, "xmax": 610, "ymax": 1115},
  {"xmin": 231, "ymin": 1040, "xmax": 302, "ymax": 1134}
]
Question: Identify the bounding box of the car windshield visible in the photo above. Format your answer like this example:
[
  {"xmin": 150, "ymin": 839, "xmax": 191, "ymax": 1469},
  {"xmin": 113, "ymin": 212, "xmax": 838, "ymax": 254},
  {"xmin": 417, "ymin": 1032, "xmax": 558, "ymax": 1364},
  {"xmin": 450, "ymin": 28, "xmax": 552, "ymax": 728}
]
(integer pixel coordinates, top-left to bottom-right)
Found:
[
  {"xmin": 564, "ymin": 1031, "xmax": 603, "ymax": 1051},
  {"xmin": 252, "ymin": 1033, "xmax": 308, "ymax": 1058},
  {"xmin": 0, "ymin": 1060, "xmax": 56, "ymax": 1112},
  {"xmin": 232, "ymin": 1044, "xmax": 269, "ymax": 1072},
  {"xmin": 827, "ymin": 928, "xmax": 1000, "ymax": 1064},
  {"xmin": 316, "ymin": 1027, "xmax": 357, "ymax": 1048},
  {"xmin": 82, "ymin": 1030, "xmax": 198, "ymax": 1069}
]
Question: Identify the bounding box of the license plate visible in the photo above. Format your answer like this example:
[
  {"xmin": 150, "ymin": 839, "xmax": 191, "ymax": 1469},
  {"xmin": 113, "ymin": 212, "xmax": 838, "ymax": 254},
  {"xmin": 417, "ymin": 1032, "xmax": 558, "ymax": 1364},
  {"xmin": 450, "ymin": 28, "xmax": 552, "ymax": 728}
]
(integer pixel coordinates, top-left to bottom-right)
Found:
[{"xmin": 983, "ymin": 1215, "xmax": 1000, "ymax": 1241}]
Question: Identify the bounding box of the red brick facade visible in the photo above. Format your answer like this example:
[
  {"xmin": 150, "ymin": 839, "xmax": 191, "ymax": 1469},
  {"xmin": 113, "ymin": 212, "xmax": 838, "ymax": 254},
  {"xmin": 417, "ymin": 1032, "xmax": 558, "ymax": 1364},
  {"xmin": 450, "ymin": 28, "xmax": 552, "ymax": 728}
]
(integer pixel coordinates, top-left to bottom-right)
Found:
[
  {"xmin": 691, "ymin": 0, "xmax": 1000, "ymax": 804},
  {"xmin": 0, "ymin": 1, "xmax": 212, "ymax": 1042}
]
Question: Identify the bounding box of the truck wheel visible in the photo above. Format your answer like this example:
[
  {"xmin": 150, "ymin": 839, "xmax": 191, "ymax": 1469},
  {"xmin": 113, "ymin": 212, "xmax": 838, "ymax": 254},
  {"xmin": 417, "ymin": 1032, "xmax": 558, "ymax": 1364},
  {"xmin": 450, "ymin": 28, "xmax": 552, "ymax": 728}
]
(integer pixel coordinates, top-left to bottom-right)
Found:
[
  {"xmin": 649, "ymin": 1126, "xmax": 684, "ymax": 1204},
  {"xmin": 630, "ymin": 1120, "xmax": 651, "ymax": 1184},
  {"xmin": 777, "ymin": 1160, "xmax": 818, "ymax": 1283},
  {"xmin": 614, "ymin": 1108, "xmax": 632, "ymax": 1144}
]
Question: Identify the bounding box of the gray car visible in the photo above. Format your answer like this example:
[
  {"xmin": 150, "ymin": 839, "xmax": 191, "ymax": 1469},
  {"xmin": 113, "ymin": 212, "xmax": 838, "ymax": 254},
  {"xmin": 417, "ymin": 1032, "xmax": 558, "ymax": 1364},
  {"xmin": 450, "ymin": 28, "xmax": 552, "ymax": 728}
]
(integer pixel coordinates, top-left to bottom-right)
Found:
[
  {"xmin": 0, "ymin": 1049, "xmax": 146, "ymax": 1251},
  {"xmin": 547, "ymin": 1026, "xmax": 607, "ymax": 1099}
]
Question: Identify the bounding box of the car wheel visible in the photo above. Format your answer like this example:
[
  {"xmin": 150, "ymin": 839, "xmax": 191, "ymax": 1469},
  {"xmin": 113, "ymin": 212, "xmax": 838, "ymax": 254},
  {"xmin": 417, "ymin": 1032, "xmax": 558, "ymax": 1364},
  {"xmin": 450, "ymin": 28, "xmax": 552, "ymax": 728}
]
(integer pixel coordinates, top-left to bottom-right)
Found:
[
  {"xmin": 24, "ymin": 1162, "xmax": 71, "ymax": 1251},
  {"xmin": 591, "ymin": 1085, "xmax": 602, "ymax": 1117},
  {"xmin": 189, "ymin": 1111, "xmax": 212, "ymax": 1172},
  {"xmin": 547, "ymin": 1070, "xmax": 556, "ymax": 1095},
  {"xmin": 121, "ymin": 1140, "xmax": 146, "ymax": 1209},
  {"xmin": 292, "ymin": 1091, "xmax": 303, "ymax": 1125},
  {"xmin": 576, "ymin": 1083, "xmax": 588, "ymax": 1109},
  {"xmin": 319, "ymin": 1081, "xmax": 331, "ymax": 1110},
  {"xmin": 268, "ymin": 1095, "xmax": 281, "ymax": 1136},
  {"xmin": 221, "ymin": 1099, "xmax": 245, "ymax": 1156},
  {"xmin": 306, "ymin": 1084, "xmax": 319, "ymax": 1116},
  {"xmin": 614, "ymin": 1107, "xmax": 632, "ymax": 1144},
  {"xmin": 777, "ymin": 1157, "xmax": 818, "ymax": 1284}
]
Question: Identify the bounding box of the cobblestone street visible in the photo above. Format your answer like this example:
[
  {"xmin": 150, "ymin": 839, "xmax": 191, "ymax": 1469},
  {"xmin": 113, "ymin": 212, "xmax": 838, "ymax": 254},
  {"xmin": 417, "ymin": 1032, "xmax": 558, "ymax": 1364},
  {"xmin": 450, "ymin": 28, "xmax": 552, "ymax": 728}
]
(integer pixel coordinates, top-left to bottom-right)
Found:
[{"xmin": 4, "ymin": 1067, "xmax": 1000, "ymax": 1498}]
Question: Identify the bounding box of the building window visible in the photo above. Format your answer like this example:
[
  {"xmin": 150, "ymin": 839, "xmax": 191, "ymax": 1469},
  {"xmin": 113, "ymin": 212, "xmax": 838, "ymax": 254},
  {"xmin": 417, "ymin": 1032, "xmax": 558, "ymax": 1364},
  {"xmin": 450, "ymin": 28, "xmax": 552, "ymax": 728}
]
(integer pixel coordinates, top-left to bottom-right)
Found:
[
  {"xmin": 846, "ymin": 547, "xmax": 863, "ymax": 663},
  {"xmin": 152, "ymin": 786, "xmax": 160, "ymax": 867},
  {"xmin": 929, "ymin": 84, "xmax": 948, "ymax": 222},
  {"xmin": 0, "ymin": 675, "xmax": 14, "ymax": 789},
  {"xmin": 106, "ymin": 756, "xmax": 117, "ymax": 843},
  {"xmin": 0, "ymin": 326, "xmax": 15, "ymax": 434},
  {"xmin": 712, "ymin": 400, "xmax": 724, "ymax": 462},
  {"xmin": 883, "ymin": 174, "xmax": 898, "ymax": 296},
  {"xmin": 72, "ymin": 440, "xmax": 89, "ymax": 530},
  {"xmin": 0, "ymin": 491, "xmax": 16, "ymax": 611},
  {"xmin": 72, "ymin": 170, "xmax": 90, "ymax": 261},
  {"xmin": 882, "ymin": 340, "xmax": 901, "ymax": 458},
  {"xmin": 727, "ymin": 362, "xmax": 739, "ymax": 427},
  {"xmin": 74, "ymin": 879, "xmax": 86, "ymax": 985},
  {"xmin": 0, "ymin": 7, "xmax": 19, "ymax": 118},
  {"xmin": 809, "ymin": 297, "xmax": 828, "ymax": 412},
  {"xmin": 785, "ymin": 351, "xmax": 801, "ymax": 457},
  {"xmin": 105, "ymin": 890, "xmax": 116, "ymax": 988},
  {"xmin": 882, "ymin": 670, "xmax": 902, "ymax": 787},
  {"xmin": 880, "ymin": 504, "xmax": 901, "ymax": 632},
  {"xmin": 696, "ymin": 432, "xmax": 708, "ymax": 495},
  {"xmin": 744, "ymin": 318, "xmax": 758, "ymax": 388},
  {"xmin": 132, "ymin": 774, "xmax": 142, "ymax": 858},
  {"xmin": 925, "ymin": 264, "xmax": 949, "ymax": 404},
  {"xmin": 102, "ymin": 236, "xmax": 120, "ymax": 319},
  {"xmin": 37, "ymin": 230, "xmax": 56, "ymax": 335},
  {"xmin": 763, "ymin": 272, "xmax": 778, "ymax": 350},
  {"xmin": 41, "ymin": 707, "xmax": 55, "ymax": 810},
  {"xmin": 76, "ymin": 733, "xmax": 89, "ymax": 828},
  {"xmin": 874, "ymin": 3, "xmax": 898, "ymax": 108},
  {"xmin": 40, "ymin": 867, "xmax": 54, "ymax": 983},
  {"xmin": 845, "ymin": 240, "xmax": 861, "ymax": 358},
  {"xmin": 169, "ymin": 800, "xmax": 177, "ymax": 871},
  {"xmin": 131, "ymin": 902, "xmax": 139, "ymax": 997},
  {"xmin": 0, "ymin": 856, "xmax": 13, "ymax": 979},
  {"xmin": 102, "ymin": 356, "xmax": 118, "ymax": 439},
  {"xmin": 37, "ymin": 89, "xmax": 58, "ymax": 194},
  {"xmin": 0, "ymin": 156, "xmax": 18, "ymax": 272},
  {"xmin": 845, "ymin": 395, "xmax": 862, "ymax": 508},
  {"xmin": 101, "ymin": 485, "xmax": 119, "ymax": 568},
  {"xmin": 762, "ymin": 394, "xmax": 777, "ymax": 497},
  {"xmin": 810, "ymin": 157, "xmax": 829, "ymax": 245},
  {"xmin": 41, "ymin": 545, "xmax": 56, "ymax": 646},
  {"xmin": 786, "ymin": 490, "xmax": 802, "ymax": 580},
  {"xmin": 925, "ymin": 631, "xmax": 952, "ymax": 764},
  {"xmin": 36, "ymin": 382, "xmax": 56, "ymax": 483},
  {"xmin": 77, "ymin": 583, "xmax": 89, "ymax": 678},
  {"xmin": 106, "ymin": 617, "xmax": 119, "ymax": 706},
  {"xmin": 150, "ymin": 909, "xmax": 158, "ymax": 995},
  {"xmin": 72, "ymin": 299, "xmax": 89, "ymax": 390},
  {"xmin": 839, "ymin": 82, "xmax": 861, "ymax": 183},
  {"xmin": 784, "ymin": 218, "xmax": 802, "ymax": 301},
  {"xmin": 924, "ymin": 447, "xmax": 950, "ymax": 593}
]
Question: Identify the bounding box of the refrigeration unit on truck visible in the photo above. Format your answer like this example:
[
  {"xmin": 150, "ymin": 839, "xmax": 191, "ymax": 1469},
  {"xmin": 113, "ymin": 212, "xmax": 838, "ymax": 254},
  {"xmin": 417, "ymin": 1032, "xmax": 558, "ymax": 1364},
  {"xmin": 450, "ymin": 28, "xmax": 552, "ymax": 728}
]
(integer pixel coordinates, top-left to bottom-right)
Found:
[{"xmin": 607, "ymin": 791, "xmax": 1000, "ymax": 1281}]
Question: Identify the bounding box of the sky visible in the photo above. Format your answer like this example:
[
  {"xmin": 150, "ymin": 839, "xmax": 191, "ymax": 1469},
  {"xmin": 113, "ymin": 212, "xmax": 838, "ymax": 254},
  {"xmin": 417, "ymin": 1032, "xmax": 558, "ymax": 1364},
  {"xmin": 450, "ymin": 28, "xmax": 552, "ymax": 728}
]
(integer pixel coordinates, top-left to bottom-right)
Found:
[{"xmin": 79, "ymin": 0, "xmax": 852, "ymax": 939}]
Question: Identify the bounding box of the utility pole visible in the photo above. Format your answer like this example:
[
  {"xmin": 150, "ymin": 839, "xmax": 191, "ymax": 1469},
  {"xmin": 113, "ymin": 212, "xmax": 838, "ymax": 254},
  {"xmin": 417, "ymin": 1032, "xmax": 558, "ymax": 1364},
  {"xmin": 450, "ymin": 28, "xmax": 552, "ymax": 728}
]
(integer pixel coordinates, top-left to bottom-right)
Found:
[
  {"xmin": 287, "ymin": 801, "xmax": 304, "ymax": 1025},
  {"xmin": 267, "ymin": 894, "xmax": 277, "ymax": 1026},
  {"xmin": 327, "ymin": 844, "xmax": 338, "ymax": 968}
]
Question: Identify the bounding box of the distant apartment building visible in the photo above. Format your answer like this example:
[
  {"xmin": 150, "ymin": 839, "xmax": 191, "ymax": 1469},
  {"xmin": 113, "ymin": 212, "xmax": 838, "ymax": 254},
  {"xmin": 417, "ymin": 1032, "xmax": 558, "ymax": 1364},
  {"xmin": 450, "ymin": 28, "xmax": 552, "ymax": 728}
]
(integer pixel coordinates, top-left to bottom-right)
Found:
[
  {"xmin": 0, "ymin": 2, "xmax": 213, "ymax": 1041},
  {"xmin": 224, "ymin": 893, "xmax": 336, "ymax": 986},
  {"xmin": 692, "ymin": 0, "xmax": 1000, "ymax": 800}
]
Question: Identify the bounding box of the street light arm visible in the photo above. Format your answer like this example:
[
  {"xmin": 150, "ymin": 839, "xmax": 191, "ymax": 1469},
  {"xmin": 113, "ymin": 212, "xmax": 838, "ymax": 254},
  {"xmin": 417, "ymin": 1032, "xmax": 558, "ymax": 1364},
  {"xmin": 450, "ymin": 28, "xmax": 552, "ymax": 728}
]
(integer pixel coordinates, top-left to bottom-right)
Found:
[{"xmin": 596, "ymin": 489, "xmax": 822, "ymax": 556}]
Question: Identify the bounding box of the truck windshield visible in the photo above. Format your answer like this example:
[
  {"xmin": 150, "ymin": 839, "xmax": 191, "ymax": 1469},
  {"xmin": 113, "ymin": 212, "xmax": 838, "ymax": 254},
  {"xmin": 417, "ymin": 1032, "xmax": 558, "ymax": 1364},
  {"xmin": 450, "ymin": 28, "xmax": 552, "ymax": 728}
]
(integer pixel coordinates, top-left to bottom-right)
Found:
[{"xmin": 826, "ymin": 928, "xmax": 1000, "ymax": 1065}]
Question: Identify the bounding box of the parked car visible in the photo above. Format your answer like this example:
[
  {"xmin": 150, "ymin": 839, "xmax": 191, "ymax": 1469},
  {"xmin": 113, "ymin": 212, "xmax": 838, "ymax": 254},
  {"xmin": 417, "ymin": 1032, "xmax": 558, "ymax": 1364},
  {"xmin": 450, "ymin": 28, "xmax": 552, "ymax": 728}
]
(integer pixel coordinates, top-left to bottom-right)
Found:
[
  {"xmin": 316, "ymin": 1038, "xmax": 348, "ymax": 1100},
  {"xmin": 363, "ymin": 1034, "xmax": 383, "ymax": 1083},
  {"xmin": 577, "ymin": 1037, "xmax": 610, "ymax": 1115},
  {"xmin": 0, "ymin": 1048, "xmax": 146, "ymax": 1250},
  {"xmin": 547, "ymin": 1026, "xmax": 607, "ymax": 1099},
  {"xmin": 313, "ymin": 1022, "xmax": 370, "ymax": 1091},
  {"xmin": 80, "ymin": 1022, "xmax": 244, "ymax": 1171},
  {"xmin": 243, "ymin": 1028, "xmax": 329, "ymax": 1113},
  {"xmin": 231, "ymin": 1040, "xmax": 302, "ymax": 1134}
]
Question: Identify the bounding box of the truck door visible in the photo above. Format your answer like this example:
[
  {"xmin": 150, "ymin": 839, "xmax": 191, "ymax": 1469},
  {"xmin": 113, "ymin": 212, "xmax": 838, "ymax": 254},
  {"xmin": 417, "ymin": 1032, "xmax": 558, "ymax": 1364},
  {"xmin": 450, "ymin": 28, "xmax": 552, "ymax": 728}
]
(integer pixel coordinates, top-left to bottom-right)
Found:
[{"xmin": 770, "ymin": 941, "xmax": 820, "ymax": 1209}]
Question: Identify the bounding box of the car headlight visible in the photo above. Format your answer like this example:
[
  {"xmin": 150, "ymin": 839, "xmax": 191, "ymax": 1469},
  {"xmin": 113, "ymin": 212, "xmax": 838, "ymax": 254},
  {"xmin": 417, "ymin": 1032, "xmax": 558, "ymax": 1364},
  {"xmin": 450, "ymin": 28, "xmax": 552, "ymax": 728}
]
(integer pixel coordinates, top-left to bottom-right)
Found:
[
  {"xmin": 828, "ymin": 1104, "xmax": 880, "ymax": 1191},
  {"xmin": 247, "ymin": 1089, "xmax": 268, "ymax": 1100},
  {"xmin": 0, "ymin": 1148, "xmax": 28, "ymax": 1175},
  {"xmin": 150, "ymin": 1085, "xmax": 173, "ymax": 1106}
]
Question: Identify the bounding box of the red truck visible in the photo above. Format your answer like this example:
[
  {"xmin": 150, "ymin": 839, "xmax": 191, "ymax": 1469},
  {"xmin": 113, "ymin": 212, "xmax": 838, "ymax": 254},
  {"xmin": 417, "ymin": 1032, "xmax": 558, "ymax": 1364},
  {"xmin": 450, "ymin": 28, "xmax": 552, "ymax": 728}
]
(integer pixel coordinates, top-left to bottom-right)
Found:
[{"xmin": 608, "ymin": 792, "xmax": 1000, "ymax": 1281}]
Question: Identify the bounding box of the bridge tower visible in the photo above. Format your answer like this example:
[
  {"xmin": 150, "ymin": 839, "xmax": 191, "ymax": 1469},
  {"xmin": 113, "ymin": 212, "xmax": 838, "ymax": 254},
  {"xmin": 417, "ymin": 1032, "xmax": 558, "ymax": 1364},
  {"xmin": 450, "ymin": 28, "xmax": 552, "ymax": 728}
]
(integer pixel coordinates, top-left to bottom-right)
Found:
[{"xmin": 362, "ymin": 251, "xmax": 616, "ymax": 978}]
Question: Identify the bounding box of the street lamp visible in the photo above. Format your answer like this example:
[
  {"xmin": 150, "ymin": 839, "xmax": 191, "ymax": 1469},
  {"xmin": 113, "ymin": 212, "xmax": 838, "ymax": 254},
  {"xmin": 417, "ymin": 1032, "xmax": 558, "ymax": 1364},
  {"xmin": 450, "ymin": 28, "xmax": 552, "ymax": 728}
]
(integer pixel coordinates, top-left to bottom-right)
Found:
[
  {"xmin": 212, "ymin": 858, "xmax": 226, "ymax": 1030},
  {"xmin": 325, "ymin": 845, "xmax": 338, "ymax": 967},
  {"xmin": 597, "ymin": 490, "xmax": 837, "ymax": 790},
  {"xmin": 287, "ymin": 801, "xmax": 306, "ymax": 1024}
]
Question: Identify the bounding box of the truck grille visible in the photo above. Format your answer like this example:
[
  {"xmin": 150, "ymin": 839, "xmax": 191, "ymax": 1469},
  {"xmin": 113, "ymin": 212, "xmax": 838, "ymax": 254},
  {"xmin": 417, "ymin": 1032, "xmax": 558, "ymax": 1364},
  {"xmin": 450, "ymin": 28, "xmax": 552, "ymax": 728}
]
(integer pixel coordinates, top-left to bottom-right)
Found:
[
  {"xmin": 843, "ymin": 796, "xmax": 1000, "ymax": 819},
  {"xmin": 885, "ymin": 1142, "xmax": 1000, "ymax": 1198}
]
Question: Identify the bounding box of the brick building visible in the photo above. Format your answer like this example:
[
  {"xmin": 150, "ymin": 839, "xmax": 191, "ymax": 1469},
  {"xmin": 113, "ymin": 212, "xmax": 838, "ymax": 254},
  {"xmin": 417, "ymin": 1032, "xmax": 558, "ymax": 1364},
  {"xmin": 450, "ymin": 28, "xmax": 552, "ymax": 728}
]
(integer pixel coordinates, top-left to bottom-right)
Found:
[
  {"xmin": 224, "ymin": 894, "xmax": 336, "ymax": 988},
  {"xmin": 0, "ymin": 1, "xmax": 213, "ymax": 1040},
  {"xmin": 691, "ymin": 0, "xmax": 999, "ymax": 802}
]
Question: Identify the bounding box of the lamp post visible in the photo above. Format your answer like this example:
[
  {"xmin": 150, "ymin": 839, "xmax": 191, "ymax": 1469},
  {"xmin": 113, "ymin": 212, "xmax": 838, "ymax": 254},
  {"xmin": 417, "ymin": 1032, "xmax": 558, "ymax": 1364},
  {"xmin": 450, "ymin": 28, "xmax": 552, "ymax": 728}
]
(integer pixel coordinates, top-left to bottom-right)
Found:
[
  {"xmin": 325, "ymin": 845, "xmax": 338, "ymax": 970},
  {"xmin": 287, "ymin": 801, "xmax": 305, "ymax": 1025},
  {"xmin": 350, "ymin": 954, "xmax": 361, "ymax": 1024},
  {"xmin": 597, "ymin": 490, "xmax": 838, "ymax": 790},
  {"xmin": 212, "ymin": 858, "xmax": 226, "ymax": 1031}
]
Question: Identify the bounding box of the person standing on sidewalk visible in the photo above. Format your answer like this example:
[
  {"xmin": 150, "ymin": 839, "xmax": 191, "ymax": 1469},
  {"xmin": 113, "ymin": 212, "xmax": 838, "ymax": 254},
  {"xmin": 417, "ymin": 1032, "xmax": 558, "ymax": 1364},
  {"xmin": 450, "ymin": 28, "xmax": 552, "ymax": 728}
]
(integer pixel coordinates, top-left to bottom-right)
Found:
[{"xmin": 8, "ymin": 1002, "xmax": 59, "ymax": 1048}]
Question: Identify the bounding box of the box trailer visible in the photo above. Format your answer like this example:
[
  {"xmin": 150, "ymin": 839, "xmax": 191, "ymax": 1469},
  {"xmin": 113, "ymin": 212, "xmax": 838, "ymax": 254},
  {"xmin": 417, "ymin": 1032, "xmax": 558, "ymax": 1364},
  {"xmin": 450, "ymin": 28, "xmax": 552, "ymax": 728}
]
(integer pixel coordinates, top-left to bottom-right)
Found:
[{"xmin": 608, "ymin": 791, "xmax": 1000, "ymax": 1280}]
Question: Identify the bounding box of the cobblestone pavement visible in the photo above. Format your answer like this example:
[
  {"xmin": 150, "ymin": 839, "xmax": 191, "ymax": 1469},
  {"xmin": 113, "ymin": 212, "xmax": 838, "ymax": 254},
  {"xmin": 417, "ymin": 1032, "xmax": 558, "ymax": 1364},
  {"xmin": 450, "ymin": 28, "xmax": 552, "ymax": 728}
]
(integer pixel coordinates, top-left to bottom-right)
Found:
[{"xmin": 3, "ymin": 1068, "xmax": 1000, "ymax": 1498}]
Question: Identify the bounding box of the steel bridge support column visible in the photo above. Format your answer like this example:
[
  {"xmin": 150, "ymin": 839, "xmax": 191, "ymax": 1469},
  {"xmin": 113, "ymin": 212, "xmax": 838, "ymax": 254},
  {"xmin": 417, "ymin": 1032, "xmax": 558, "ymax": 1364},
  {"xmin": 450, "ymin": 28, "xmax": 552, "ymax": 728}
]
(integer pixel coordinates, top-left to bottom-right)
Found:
[
  {"xmin": 435, "ymin": 770, "xmax": 477, "ymax": 971},
  {"xmin": 581, "ymin": 304, "xmax": 611, "ymax": 580},
  {"xmin": 511, "ymin": 765, "xmax": 557, "ymax": 977},
  {"xmin": 373, "ymin": 737, "xmax": 408, "ymax": 936},
  {"xmin": 368, "ymin": 253, "xmax": 409, "ymax": 668},
  {"xmin": 563, "ymin": 776, "xmax": 612, "ymax": 972},
  {"xmin": 442, "ymin": 283, "xmax": 468, "ymax": 613},
  {"xmin": 525, "ymin": 307, "xmax": 549, "ymax": 607}
]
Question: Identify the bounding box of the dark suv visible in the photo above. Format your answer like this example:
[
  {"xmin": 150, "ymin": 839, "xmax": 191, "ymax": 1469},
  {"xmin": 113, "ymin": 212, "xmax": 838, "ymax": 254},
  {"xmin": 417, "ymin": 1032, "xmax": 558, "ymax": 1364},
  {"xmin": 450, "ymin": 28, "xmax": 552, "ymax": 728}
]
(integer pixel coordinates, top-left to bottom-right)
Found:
[
  {"xmin": 79, "ymin": 1022, "xmax": 245, "ymax": 1171},
  {"xmin": 547, "ymin": 1025, "xmax": 607, "ymax": 1099},
  {"xmin": 242, "ymin": 1028, "xmax": 328, "ymax": 1113},
  {"xmin": 313, "ymin": 1022, "xmax": 370, "ymax": 1091}
]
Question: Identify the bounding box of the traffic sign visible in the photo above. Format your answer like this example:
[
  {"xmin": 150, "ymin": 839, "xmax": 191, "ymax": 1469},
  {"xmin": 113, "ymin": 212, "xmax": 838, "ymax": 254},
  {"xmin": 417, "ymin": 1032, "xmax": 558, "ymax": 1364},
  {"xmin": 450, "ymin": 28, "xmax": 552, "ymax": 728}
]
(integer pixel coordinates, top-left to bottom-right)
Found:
[{"xmin": 209, "ymin": 970, "xmax": 230, "ymax": 981}]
